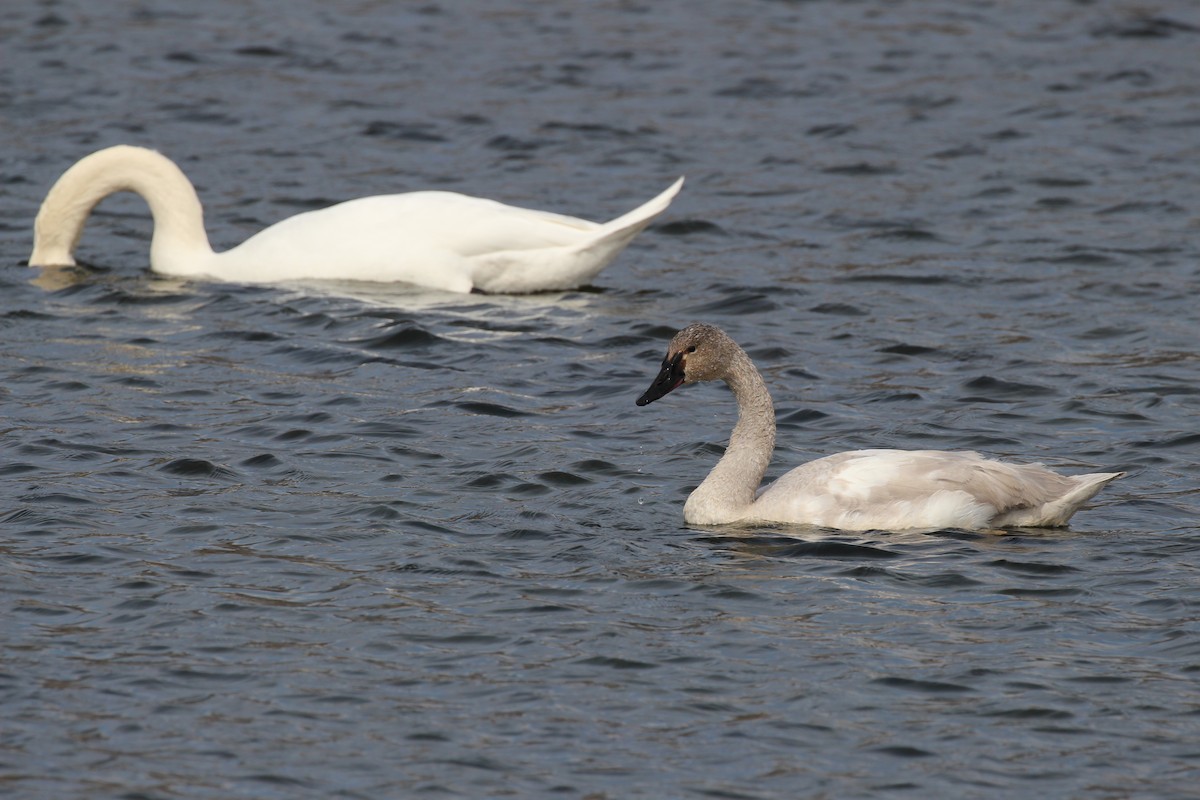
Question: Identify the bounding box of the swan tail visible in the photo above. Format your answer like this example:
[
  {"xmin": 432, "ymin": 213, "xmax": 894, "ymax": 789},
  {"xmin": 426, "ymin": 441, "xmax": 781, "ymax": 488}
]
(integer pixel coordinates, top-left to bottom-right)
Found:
[
  {"xmin": 471, "ymin": 177, "xmax": 684, "ymax": 294},
  {"xmin": 560, "ymin": 176, "xmax": 684, "ymax": 269},
  {"xmin": 993, "ymin": 471, "xmax": 1124, "ymax": 527},
  {"xmin": 593, "ymin": 176, "xmax": 684, "ymax": 237}
]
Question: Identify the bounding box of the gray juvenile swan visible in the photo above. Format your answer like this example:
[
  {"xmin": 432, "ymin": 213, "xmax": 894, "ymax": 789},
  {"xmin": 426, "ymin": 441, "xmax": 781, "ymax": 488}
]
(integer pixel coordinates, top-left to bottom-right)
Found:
[
  {"xmin": 28, "ymin": 145, "xmax": 683, "ymax": 294},
  {"xmin": 636, "ymin": 323, "xmax": 1123, "ymax": 530}
]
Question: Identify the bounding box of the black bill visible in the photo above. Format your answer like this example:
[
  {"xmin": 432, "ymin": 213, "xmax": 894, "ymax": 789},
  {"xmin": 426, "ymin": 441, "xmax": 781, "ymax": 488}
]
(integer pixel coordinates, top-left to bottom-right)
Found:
[{"xmin": 636, "ymin": 351, "xmax": 686, "ymax": 406}]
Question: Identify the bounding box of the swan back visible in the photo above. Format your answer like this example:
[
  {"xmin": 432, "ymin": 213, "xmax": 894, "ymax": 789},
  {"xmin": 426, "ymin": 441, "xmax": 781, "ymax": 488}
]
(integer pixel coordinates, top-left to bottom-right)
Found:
[{"xmin": 219, "ymin": 185, "xmax": 679, "ymax": 292}]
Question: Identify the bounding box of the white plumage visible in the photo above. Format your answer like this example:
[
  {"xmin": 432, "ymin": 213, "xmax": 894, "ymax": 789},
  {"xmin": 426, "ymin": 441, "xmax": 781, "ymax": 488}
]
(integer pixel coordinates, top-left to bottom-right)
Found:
[{"xmin": 28, "ymin": 145, "xmax": 682, "ymax": 294}]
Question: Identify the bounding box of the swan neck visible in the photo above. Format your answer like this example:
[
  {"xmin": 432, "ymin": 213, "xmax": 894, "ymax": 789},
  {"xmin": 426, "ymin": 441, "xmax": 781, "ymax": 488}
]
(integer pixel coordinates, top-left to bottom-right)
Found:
[
  {"xmin": 685, "ymin": 345, "xmax": 777, "ymax": 523},
  {"xmin": 30, "ymin": 146, "xmax": 213, "ymax": 271}
]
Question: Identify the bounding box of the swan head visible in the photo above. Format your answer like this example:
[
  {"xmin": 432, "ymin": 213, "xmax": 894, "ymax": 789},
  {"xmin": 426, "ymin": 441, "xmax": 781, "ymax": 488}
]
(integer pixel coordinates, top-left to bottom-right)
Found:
[{"xmin": 636, "ymin": 323, "xmax": 733, "ymax": 406}]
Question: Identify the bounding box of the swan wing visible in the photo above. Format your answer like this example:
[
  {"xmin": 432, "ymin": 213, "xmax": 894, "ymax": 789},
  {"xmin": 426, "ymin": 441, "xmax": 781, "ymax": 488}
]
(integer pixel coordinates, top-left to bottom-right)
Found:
[
  {"xmin": 217, "ymin": 192, "xmax": 597, "ymax": 289},
  {"xmin": 753, "ymin": 449, "xmax": 1119, "ymax": 530},
  {"xmin": 218, "ymin": 184, "xmax": 681, "ymax": 292}
]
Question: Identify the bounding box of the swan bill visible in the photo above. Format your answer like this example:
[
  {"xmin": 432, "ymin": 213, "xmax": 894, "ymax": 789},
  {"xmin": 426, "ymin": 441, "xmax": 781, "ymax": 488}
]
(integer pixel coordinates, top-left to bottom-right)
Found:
[{"xmin": 636, "ymin": 351, "xmax": 686, "ymax": 406}]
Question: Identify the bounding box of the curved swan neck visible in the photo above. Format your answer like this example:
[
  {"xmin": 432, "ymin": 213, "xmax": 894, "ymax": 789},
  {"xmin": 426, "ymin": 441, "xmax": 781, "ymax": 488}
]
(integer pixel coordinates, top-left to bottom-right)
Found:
[
  {"xmin": 30, "ymin": 145, "xmax": 212, "ymax": 270},
  {"xmin": 685, "ymin": 342, "xmax": 777, "ymax": 523}
]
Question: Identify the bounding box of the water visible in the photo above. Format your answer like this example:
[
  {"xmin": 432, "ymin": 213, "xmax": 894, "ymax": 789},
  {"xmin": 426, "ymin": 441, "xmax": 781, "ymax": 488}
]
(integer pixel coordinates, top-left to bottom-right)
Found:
[{"xmin": 3, "ymin": 1, "xmax": 1200, "ymax": 798}]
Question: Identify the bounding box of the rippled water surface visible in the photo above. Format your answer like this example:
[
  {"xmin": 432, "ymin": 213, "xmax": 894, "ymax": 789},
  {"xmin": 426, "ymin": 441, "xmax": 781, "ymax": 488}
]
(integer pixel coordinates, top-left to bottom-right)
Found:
[{"xmin": 3, "ymin": 1, "xmax": 1200, "ymax": 798}]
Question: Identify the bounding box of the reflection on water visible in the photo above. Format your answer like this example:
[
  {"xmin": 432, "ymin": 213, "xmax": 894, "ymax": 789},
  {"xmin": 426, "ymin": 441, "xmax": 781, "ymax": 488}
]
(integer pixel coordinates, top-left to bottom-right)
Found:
[{"xmin": 27, "ymin": 264, "xmax": 95, "ymax": 292}]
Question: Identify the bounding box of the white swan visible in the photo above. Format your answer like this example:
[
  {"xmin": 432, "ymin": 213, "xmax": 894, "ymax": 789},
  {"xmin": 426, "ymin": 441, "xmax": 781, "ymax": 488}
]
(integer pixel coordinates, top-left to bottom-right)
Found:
[
  {"xmin": 636, "ymin": 323, "xmax": 1123, "ymax": 531},
  {"xmin": 27, "ymin": 145, "xmax": 683, "ymax": 293}
]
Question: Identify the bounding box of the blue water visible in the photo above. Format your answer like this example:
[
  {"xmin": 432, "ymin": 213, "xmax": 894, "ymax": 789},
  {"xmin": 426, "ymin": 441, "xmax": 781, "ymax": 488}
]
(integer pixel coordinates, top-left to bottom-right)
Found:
[{"xmin": 3, "ymin": 2, "xmax": 1200, "ymax": 798}]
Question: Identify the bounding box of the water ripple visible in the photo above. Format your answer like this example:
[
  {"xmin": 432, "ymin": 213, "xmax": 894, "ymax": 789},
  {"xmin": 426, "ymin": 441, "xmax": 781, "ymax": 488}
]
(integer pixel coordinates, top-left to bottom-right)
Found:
[{"xmin": 3, "ymin": 2, "xmax": 1199, "ymax": 799}]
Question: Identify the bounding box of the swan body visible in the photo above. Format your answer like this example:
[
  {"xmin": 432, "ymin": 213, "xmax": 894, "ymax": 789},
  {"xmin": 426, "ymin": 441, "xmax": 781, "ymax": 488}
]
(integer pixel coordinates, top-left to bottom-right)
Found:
[
  {"xmin": 28, "ymin": 145, "xmax": 683, "ymax": 293},
  {"xmin": 636, "ymin": 323, "xmax": 1123, "ymax": 531}
]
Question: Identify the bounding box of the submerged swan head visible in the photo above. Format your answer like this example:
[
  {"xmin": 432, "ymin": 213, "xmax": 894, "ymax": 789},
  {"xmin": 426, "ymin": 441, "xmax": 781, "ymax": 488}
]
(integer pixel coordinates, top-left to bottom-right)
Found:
[{"xmin": 636, "ymin": 323, "xmax": 742, "ymax": 405}]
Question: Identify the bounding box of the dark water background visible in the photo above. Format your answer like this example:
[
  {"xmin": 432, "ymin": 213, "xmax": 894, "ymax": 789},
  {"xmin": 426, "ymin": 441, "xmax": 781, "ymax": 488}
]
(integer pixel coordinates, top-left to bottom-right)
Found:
[{"xmin": 3, "ymin": 1, "xmax": 1200, "ymax": 798}]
